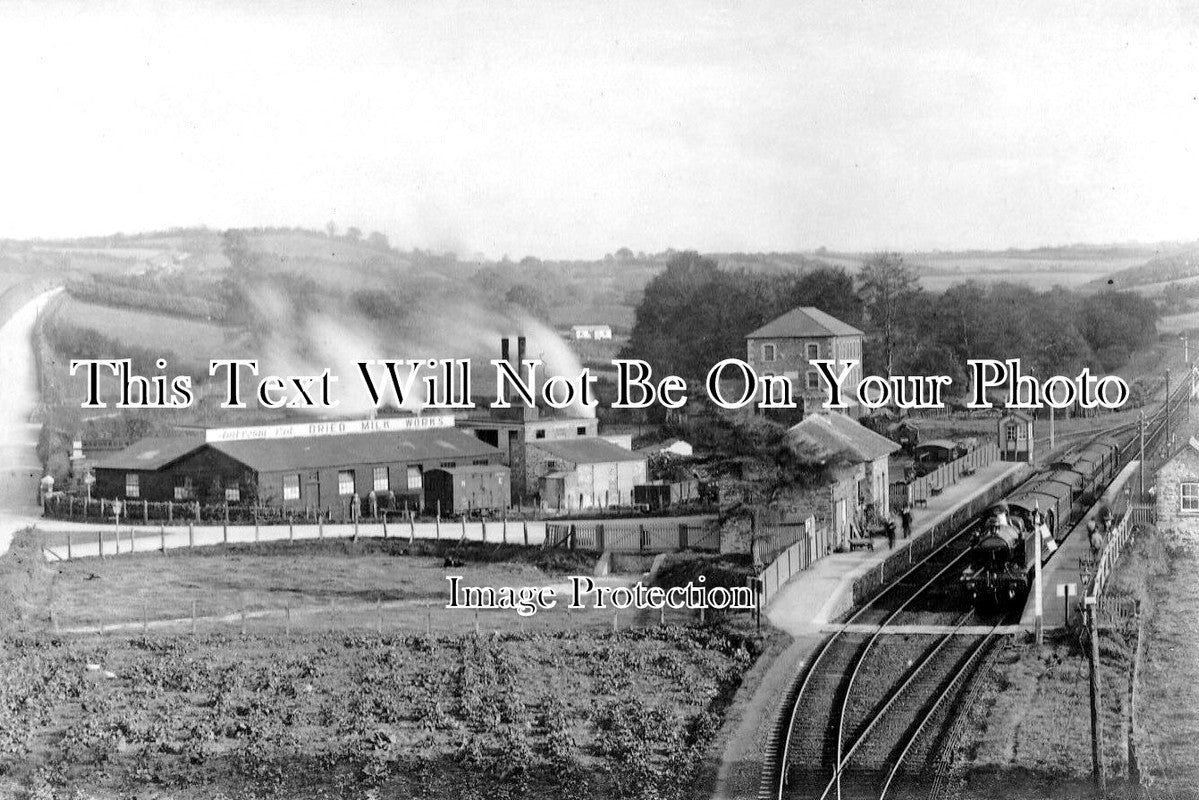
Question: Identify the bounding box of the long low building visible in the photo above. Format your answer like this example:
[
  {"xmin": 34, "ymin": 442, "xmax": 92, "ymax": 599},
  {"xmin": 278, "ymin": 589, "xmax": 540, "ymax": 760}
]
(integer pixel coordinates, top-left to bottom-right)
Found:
[{"xmin": 93, "ymin": 425, "xmax": 507, "ymax": 513}]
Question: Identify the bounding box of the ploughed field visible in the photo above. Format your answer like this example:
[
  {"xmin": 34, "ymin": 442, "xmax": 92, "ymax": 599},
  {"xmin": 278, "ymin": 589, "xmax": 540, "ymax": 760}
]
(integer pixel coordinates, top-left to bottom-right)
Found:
[{"xmin": 0, "ymin": 627, "xmax": 760, "ymax": 800}]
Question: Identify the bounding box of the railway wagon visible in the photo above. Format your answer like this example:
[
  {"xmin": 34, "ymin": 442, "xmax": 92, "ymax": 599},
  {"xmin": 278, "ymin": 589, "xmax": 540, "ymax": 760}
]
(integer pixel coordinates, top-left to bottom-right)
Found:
[
  {"xmin": 631, "ymin": 479, "xmax": 717, "ymax": 511},
  {"xmin": 422, "ymin": 464, "xmax": 510, "ymax": 516},
  {"xmin": 961, "ymin": 519, "xmax": 1040, "ymax": 605},
  {"xmin": 1005, "ymin": 480, "xmax": 1071, "ymax": 540}
]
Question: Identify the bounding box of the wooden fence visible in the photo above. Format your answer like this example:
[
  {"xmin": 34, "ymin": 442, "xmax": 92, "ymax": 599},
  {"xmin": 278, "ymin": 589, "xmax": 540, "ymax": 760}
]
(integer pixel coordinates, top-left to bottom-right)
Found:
[
  {"xmin": 542, "ymin": 519, "xmax": 719, "ymax": 553},
  {"xmin": 1085, "ymin": 502, "xmax": 1156, "ymax": 602},
  {"xmin": 758, "ymin": 517, "xmax": 834, "ymax": 607},
  {"xmin": 897, "ymin": 443, "xmax": 1000, "ymax": 508}
]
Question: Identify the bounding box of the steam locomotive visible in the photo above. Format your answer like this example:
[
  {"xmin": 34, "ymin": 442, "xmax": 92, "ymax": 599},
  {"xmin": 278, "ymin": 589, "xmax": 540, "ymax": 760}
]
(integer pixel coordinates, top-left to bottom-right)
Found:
[{"xmin": 961, "ymin": 436, "xmax": 1120, "ymax": 607}]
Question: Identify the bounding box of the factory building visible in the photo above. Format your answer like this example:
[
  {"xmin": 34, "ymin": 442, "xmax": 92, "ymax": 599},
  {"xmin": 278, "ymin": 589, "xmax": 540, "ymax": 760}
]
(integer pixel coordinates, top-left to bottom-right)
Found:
[
  {"xmin": 529, "ymin": 437, "xmax": 648, "ymax": 510},
  {"xmin": 93, "ymin": 417, "xmax": 506, "ymax": 514},
  {"xmin": 455, "ymin": 336, "xmax": 599, "ymax": 502}
]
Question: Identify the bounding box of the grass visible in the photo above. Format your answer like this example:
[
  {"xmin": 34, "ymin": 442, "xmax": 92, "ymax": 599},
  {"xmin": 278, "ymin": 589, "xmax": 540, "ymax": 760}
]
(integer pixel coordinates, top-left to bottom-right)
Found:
[{"xmin": 53, "ymin": 294, "xmax": 234, "ymax": 352}]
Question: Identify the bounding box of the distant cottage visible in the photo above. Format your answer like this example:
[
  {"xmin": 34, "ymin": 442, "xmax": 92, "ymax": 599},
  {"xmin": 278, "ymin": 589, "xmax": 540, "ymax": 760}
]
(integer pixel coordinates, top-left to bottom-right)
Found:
[
  {"xmin": 571, "ymin": 324, "xmax": 612, "ymax": 340},
  {"xmin": 745, "ymin": 307, "xmax": 863, "ymax": 417}
]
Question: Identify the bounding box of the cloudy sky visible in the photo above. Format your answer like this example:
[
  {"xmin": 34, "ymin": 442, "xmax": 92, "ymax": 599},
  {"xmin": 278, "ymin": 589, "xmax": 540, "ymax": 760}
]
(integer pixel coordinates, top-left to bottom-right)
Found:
[{"xmin": 0, "ymin": 0, "xmax": 1195, "ymax": 258}]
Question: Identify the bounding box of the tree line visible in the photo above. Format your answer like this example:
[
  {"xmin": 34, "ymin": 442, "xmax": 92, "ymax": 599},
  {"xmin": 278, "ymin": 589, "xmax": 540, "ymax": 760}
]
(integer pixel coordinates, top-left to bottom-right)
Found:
[{"xmin": 622, "ymin": 251, "xmax": 1160, "ymax": 389}]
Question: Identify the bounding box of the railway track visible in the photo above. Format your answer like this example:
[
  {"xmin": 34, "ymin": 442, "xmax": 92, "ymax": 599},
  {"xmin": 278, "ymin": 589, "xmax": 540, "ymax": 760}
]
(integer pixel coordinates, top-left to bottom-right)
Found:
[{"xmin": 759, "ymin": 381, "xmax": 1190, "ymax": 800}]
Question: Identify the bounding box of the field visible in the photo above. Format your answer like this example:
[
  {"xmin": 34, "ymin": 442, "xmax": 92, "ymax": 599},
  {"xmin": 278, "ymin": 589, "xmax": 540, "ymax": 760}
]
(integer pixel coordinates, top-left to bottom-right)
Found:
[
  {"xmin": 0, "ymin": 532, "xmax": 769, "ymax": 799},
  {"xmin": 53, "ymin": 295, "xmax": 235, "ymax": 354},
  {"xmin": 0, "ymin": 628, "xmax": 759, "ymax": 800}
]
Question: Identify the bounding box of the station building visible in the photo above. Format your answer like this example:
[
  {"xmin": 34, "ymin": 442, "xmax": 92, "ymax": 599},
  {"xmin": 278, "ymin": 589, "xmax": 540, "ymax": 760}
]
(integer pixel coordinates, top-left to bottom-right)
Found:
[
  {"xmin": 778, "ymin": 412, "xmax": 900, "ymax": 545},
  {"xmin": 93, "ymin": 417, "xmax": 506, "ymax": 513}
]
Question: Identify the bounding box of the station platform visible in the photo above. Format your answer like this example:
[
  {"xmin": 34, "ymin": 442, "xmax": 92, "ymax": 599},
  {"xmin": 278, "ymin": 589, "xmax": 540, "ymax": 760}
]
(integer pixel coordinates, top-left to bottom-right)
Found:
[
  {"xmin": 1018, "ymin": 459, "xmax": 1141, "ymax": 631},
  {"xmin": 764, "ymin": 459, "xmax": 1027, "ymax": 636}
]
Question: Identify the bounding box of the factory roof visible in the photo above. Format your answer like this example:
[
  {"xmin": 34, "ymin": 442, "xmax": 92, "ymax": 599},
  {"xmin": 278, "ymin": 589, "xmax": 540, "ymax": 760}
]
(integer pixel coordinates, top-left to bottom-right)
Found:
[
  {"xmin": 205, "ymin": 428, "xmax": 500, "ymax": 471},
  {"xmin": 92, "ymin": 436, "xmax": 205, "ymax": 470},
  {"xmin": 530, "ymin": 437, "xmax": 645, "ymax": 465},
  {"xmin": 784, "ymin": 412, "xmax": 899, "ymax": 464},
  {"xmin": 746, "ymin": 306, "xmax": 863, "ymax": 339}
]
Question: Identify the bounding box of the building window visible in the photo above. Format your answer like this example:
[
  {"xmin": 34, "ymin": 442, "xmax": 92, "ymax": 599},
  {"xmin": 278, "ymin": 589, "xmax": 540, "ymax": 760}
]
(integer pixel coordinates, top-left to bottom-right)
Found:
[
  {"xmin": 473, "ymin": 459, "xmax": 490, "ymax": 465},
  {"xmin": 225, "ymin": 486, "xmax": 240, "ymax": 503},
  {"xmin": 439, "ymin": 461, "xmax": 456, "ymax": 468},
  {"xmin": 406, "ymin": 466, "xmax": 422, "ymax": 490},
  {"xmin": 576, "ymin": 426, "xmax": 586, "ymax": 435},
  {"xmin": 1182, "ymin": 482, "xmax": 1199, "ymax": 513},
  {"xmin": 806, "ymin": 343, "xmax": 819, "ymax": 360},
  {"xmin": 373, "ymin": 466, "xmax": 389, "ymax": 492},
  {"xmin": 173, "ymin": 476, "xmax": 194, "ymax": 501},
  {"xmin": 338, "ymin": 470, "xmax": 355, "ymax": 496},
  {"xmin": 125, "ymin": 473, "xmax": 139, "ymax": 498},
  {"xmin": 283, "ymin": 474, "xmax": 300, "ymax": 501},
  {"xmin": 534, "ymin": 429, "xmax": 546, "ymax": 439},
  {"xmin": 807, "ymin": 370, "xmax": 820, "ymax": 390},
  {"xmin": 762, "ymin": 343, "xmax": 777, "ymax": 362}
]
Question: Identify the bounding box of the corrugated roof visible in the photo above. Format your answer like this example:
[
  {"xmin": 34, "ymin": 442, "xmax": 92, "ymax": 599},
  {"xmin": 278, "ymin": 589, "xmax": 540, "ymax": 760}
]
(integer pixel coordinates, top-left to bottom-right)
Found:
[
  {"xmin": 530, "ymin": 437, "xmax": 646, "ymax": 464},
  {"xmin": 785, "ymin": 412, "xmax": 900, "ymax": 464},
  {"xmin": 93, "ymin": 436, "xmax": 205, "ymax": 471},
  {"xmin": 746, "ymin": 306, "xmax": 863, "ymax": 339},
  {"xmin": 207, "ymin": 428, "xmax": 500, "ymax": 471}
]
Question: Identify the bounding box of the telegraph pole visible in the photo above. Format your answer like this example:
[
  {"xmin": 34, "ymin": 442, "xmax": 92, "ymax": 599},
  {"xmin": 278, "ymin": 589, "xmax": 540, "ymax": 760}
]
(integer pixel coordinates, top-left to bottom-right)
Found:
[
  {"xmin": 1138, "ymin": 410, "xmax": 1145, "ymax": 500},
  {"xmin": 1166, "ymin": 367, "xmax": 1172, "ymax": 457}
]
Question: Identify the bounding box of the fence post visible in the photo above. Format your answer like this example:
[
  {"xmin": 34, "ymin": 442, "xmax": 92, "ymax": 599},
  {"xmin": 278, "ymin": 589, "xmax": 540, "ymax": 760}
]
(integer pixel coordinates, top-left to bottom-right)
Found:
[
  {"xmin": 461, "ymin": 516, "xmax": 467, "ymax": 543},
  {"xmin": 639, "ymin": 524, "xmax": 646, "ymax": 553},
  {"xmin": 98, "ymin": 530, "xmax": 104, "ymax": 559},
  {"xmin": 167, "ymin": 501, "xmax": 173, "ymax": 523},
  {"xmin": 481, "ymin": 519, "xmax": 487, "ymax": 543},
  {"xmin": 223, "ymin": 523, "xmax": 228, "ymax": 545},
  {"xmin": 66, "ymin": 531, "xmax": 72, "ymax": 560},
  {"xmin": 143, "ymin": 499, "xmax": 148, "ymax": 523},
  {"xmin": 318, "ymin": 517, "xmax": 324, "ymax": 539},
  {"xmin": 502, "ymin": 507, "xmax": 508, "ymax": 544},
  {"xmin": 523, "ymin": 520, "xmax": 529, "ymax": 546},
  {"xmin": 382, "ymin": 513, "xmax": 388, "ymax": 538},
  {"xmin": 679, "ymin": 523, "xmax": 687, "ymax": 550},
  {"xmin": 408, "ymin": 511, "xmax": 415, "ymax": 545},
  {"xmin": 188, "ymin": 523, "xmax": 194, "ymax": 550},
  {"xmin": 289, "ymin": 517, "xmax": 295, "ymax": 542},
  {"xmin": 194, "ymin": 502, "xmax": 200, "ymax": 523},
  {"xmin": 597, "ymin": 523, "xmax": 605, "ymax": 552},
  {"xmin": 159, "ymin": 524, "xmax": 165, "ymax": 553}
]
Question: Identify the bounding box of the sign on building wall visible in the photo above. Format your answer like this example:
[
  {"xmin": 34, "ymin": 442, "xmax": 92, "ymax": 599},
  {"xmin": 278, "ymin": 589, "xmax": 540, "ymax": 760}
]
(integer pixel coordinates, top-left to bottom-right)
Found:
[{"xmin": 204, "ymin": 415, "xmax": 456, "ymax": 443}]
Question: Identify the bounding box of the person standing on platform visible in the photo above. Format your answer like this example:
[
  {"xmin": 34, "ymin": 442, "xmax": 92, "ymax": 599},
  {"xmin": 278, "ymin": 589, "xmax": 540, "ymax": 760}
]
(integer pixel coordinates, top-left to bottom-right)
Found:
[
  {"xmin": 886, "ymin": 517, "xmax": 897, "ymax": 549},
  {"xmin": 901, "ymin": 503, "xmax": 913, "ymax": 539}
]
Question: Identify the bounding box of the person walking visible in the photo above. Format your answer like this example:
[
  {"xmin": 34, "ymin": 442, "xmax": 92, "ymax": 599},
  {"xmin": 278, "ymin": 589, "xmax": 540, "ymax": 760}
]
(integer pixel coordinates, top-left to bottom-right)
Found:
[
  {"xmin": 886, "ymin": 516, "xmax": 897, "ymax": 550},
  {"xmin": 901, "ymin": 503, "xmax": 913, "ymax": 539}
]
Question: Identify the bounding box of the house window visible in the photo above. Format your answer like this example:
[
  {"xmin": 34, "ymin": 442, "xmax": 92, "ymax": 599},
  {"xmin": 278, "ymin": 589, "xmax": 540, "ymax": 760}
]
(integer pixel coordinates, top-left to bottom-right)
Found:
[
  {"xmin": 576, "ymin": 426, "xmax": 586, "ymax": 435},
  {"xmin": 338, "ymin": 470, "xmax": 355, "ymax": 496},
  {"xmin": 283, "ymin": 474, "xmax": 300, "ymax": 501},
  {"xmin": 173, "ymin": 476, "xmax": 194, "ymax": 501},
  {"xmin": 125, "ymin": 473, "xmax": 139, "ymax": 498},
  {"xmin": 473, "ymin": 459, "xmax": 490, "ymax": 465},
  {"xmin": 534, "ymin": 429, "xmax": 546, "ymax": 439},
  {"xmin": 373, "ymin": 466, "xmax": 389, "ymax": 492},
  {"xmin": 806, "ymin": 343, "xmax": 819, "ymax": 360},
  {"xmin": 225, "ymin": 486, "xmax": 240, "ymax": 503},
  {"xmin": 1182, "ymin": 482, "xmax": 1199, "ymax": 513},
  {"xmin": 439, "ymin": 461, "xmax": 456, "ymax": 468},
  {"xmin": 762, "ymin": 344, "xmax": 777, "ymax": 362},
  {"xmin": 807, "ymin": 370, "xmax": 820, "ymax": 390},
  {"xmin": 406, "ymin": 466, "xmax": 422, "ymax": 490}
]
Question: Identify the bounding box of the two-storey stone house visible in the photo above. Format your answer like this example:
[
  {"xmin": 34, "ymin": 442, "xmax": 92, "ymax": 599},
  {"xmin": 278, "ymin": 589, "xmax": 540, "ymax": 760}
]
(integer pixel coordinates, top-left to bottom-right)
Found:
[{"xmin": 745, "ymin": 306, "xmax": 863, "ymax": 417}]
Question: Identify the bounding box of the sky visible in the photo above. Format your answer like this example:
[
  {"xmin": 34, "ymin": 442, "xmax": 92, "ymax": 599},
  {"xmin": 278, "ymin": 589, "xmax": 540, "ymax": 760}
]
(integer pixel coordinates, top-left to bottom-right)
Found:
[{"xmin": 0, "ymin": 0, "xmax": 1195, "ymax": 259}]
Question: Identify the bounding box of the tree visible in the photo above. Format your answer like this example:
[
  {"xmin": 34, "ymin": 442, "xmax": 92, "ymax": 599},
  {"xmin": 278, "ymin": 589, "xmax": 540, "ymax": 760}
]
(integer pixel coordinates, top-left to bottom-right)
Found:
[
  {"xmin": 367, "ymin": 231, "xmax": 390, "ymax": 250},
  {"xmin": 505, "ymin": 284, "xmax": 550, "ymax": 323},
  {"xmin": 857, "ymin": 253, "xmax": 920, "ymax": 376},
  {"xmin": 345, "ymin": 226, "xmax": 362, "ymax": 242},
  {"xmin": 325, "ymin": 221, "xmax": 338, "ymax": 238}
]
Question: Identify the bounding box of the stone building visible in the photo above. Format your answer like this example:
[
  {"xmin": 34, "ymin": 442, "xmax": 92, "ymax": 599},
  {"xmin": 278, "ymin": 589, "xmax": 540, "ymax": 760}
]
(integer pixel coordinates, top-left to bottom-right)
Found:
[
  {"xmin": 1155, "ymin": 436, "xmax": 1199, "ymax": 533},
  {"xmin": 745, "ymin": 306, "xmax": 864, "ymax": 416}
]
